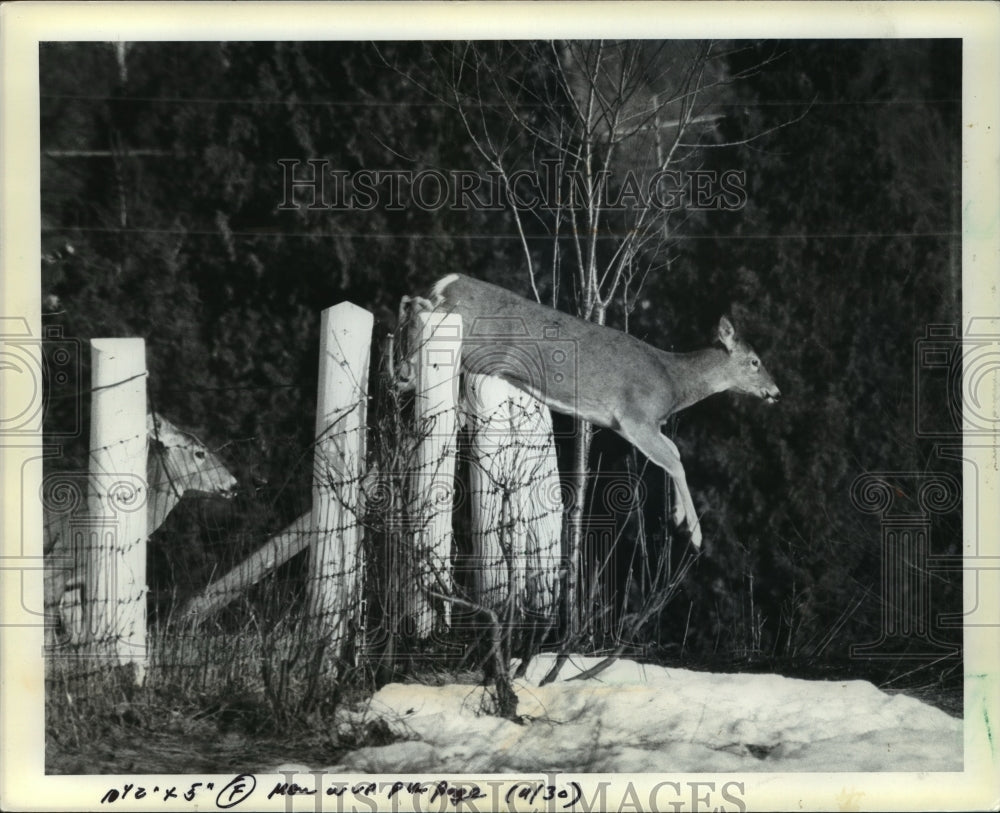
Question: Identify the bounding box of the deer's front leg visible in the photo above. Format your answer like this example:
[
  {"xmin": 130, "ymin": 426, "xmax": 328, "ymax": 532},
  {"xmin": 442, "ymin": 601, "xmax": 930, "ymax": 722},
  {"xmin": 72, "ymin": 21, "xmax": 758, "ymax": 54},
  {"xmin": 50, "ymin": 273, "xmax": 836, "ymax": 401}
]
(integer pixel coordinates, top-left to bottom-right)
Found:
[{"xmin": 618, "ymin": 421, "xmax": 702, "ymax": 549}]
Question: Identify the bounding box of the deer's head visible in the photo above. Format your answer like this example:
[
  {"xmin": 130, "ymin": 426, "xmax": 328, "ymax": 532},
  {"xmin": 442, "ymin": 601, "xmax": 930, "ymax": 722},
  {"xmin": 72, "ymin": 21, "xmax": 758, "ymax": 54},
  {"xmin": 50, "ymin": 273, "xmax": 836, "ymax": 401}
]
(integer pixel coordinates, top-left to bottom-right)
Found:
[
  {"xmin": 716, "ymin": 316, "xmax": 781, "ymax": 404},
  {"xmin": 147, "ymin": 413, "xmax": 238, "ymax": 499}
]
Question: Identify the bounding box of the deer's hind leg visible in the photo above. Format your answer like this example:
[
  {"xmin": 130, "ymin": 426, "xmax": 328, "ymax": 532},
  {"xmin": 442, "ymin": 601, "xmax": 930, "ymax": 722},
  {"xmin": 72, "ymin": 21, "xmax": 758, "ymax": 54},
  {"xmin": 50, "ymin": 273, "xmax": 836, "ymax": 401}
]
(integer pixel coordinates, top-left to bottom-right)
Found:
[{"xmin": 390, "ymin": 295, "xmax": 437, "ymax": 391}]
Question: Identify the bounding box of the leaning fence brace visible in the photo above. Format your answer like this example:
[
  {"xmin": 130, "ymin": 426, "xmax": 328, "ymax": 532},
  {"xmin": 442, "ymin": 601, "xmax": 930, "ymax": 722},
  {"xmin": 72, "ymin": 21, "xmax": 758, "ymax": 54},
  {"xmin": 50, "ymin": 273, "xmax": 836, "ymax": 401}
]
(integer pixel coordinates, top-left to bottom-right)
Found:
[
  {"xmin": 180, "ymin": 512, "xmax": 310, "ymax": 618},
  {"xmin": 83, "ymin": 338, "xmax": 148, "ymax": 675},
  {"xmin": 183, "ymin": 301, "xmax": 565, "ymax": 638},
  {"xmin": 464, "ymin": 373, "xmax": 562, "ymax": 620},
  {"xmin": 305, "ymin": 302, "xmax": 372, "ymax": 656}
]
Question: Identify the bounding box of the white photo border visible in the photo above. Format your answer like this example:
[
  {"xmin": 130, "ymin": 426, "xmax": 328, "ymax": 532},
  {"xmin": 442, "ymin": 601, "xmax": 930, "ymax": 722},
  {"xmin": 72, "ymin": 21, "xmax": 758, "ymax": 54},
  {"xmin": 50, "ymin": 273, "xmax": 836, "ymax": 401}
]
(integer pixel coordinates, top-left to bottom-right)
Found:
[{"xmin": 2, "ymin": 2, "xmax": 997, "ymax": 811}]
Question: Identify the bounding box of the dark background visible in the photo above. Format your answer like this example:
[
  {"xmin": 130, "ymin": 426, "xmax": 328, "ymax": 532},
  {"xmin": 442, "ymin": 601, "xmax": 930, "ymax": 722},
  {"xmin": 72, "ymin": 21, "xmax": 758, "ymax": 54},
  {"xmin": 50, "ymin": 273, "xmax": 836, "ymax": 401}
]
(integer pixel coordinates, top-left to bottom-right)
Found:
[{"xmin": 39, "ymin": 40, "xmax": 963, "ymax": 687}]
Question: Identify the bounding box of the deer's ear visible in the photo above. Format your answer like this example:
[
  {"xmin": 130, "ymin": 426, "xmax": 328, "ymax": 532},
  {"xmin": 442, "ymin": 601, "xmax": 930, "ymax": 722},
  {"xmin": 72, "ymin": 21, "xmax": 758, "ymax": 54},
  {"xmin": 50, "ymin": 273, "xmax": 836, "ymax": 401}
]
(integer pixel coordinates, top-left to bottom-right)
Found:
[{"xmin": 717, "ymin": 316, "xmax": 736, "ymax": 352}]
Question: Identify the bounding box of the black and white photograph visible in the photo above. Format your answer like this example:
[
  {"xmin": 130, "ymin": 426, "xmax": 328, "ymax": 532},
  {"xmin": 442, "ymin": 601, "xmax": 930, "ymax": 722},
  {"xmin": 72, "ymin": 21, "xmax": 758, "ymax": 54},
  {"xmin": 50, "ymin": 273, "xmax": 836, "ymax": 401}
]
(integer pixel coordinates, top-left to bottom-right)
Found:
[{"xmin": 1, "ymin": 3, "xmax": 997, "ymax": 811}]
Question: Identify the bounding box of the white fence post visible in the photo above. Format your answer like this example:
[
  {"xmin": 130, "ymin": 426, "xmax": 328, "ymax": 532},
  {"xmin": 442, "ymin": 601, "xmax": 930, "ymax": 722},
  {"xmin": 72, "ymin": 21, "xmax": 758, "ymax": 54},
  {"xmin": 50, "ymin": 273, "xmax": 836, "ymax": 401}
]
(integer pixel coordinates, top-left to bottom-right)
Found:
[
  {"xmin": 84, "ymin": 338, "xmax": 147, "ymax": 676},
  {"xmin": 465, "ymin": 374, "xmax": 562, "ymax": 620},
  {"xmin": 520, "ymin": 397, "xmax": 562, "ymax": 620},
  {"xmin": 408, "ymin": 311, "xmax": 462, "ymax": 638},
  {"xmin": 306, "ymin": 303, "xmax": 372, "ymax": 656}
]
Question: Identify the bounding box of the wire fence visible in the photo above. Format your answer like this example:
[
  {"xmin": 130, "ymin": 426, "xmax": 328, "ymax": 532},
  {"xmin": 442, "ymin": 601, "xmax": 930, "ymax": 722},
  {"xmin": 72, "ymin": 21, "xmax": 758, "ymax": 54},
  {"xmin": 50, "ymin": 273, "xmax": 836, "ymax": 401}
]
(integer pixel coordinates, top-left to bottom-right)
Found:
[
  {"xmin": 42, "ymin": 305, "xmax": 590, "ymax": 694},
  {"xmin": 37, "ymin": 311, "xmax": 968, "ymax": 742}
]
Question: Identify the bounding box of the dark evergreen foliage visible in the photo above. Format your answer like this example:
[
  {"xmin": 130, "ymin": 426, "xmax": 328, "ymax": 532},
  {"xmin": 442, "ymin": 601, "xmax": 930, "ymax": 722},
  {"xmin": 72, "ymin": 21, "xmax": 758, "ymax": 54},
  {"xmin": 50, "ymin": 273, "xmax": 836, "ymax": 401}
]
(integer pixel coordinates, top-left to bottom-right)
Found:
[{"xmin": 39, "ymin": 40, "xmax": 962, "ymax": 672}]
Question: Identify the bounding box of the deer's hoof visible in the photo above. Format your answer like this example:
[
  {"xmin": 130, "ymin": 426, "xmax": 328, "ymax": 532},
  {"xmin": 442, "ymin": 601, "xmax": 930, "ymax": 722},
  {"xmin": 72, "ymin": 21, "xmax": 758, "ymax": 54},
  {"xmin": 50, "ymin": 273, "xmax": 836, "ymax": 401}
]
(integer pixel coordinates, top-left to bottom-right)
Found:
[
  {"xmin": 671, "ymin": 501, "xmax": 684, "ymax": 526},
  {"xmin": 405, "ymin": 295, "xmax": 434, "ymax": 314},
  {"xmin": 394, "ymin": 360, "xmax": 416, "ymax": 391}
]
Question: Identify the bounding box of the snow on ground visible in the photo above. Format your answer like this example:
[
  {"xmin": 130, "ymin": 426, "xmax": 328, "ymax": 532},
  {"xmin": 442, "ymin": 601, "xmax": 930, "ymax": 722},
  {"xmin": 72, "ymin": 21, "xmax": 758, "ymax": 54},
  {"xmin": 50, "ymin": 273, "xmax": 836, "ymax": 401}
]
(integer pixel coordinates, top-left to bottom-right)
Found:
[{"xmin": 280, "ymin": 655, "xmax": 962, "ymax": 774}]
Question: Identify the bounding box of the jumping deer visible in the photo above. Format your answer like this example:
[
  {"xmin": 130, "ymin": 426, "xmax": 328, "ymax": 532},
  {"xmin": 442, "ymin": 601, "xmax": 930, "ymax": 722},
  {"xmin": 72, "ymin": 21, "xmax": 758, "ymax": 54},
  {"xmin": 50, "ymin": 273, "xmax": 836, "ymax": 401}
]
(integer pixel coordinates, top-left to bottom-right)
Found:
[{"xmin": 398, "ymin": 273, "xmax": 781, "ymax": 549}]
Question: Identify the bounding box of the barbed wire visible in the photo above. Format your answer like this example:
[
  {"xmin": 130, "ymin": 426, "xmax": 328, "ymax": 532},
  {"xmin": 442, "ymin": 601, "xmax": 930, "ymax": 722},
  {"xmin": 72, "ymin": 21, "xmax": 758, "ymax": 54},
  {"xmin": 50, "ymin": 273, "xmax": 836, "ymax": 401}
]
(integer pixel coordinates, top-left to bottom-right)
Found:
[{"xmin": 43, "ymin": 353, "xmax": 684, "ymax": 689}]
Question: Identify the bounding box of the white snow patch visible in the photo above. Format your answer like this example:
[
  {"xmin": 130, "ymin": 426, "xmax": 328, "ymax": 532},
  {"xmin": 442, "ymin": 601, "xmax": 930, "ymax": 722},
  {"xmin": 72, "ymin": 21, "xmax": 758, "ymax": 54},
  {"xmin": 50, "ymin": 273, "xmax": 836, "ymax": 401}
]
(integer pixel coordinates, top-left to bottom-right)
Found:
[{"xmin": 292, "ymin": 655, "xmax": 961, "ymax": 773}]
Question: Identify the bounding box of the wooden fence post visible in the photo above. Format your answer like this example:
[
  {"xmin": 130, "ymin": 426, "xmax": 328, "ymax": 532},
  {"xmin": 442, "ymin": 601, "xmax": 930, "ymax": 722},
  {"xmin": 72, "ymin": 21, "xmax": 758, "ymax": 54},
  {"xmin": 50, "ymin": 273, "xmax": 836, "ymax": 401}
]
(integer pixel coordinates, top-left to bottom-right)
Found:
[
  {"xmin": 84, "ymin": 338, "xmax": 147, "ymax": 676},
  {"xmin": 408, "ymin": 311, "xmax": 462, "ymax": 638},
  {"xmin": 306, "ymin": 303, "xmax": 372, "ymax": 657},
  {"xmin": 465, "ymin": 374, "xmax": 562, "ymax": 620}
]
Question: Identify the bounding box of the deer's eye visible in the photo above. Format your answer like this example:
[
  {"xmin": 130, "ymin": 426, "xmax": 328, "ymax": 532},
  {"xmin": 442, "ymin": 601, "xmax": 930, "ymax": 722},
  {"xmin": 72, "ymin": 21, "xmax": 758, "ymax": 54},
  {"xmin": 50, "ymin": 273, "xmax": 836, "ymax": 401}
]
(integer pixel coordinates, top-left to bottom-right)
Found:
[
  {"xmin": 195, "ymin": 450, "xmax": 207, "ymax": 461},
  {"xmin": 750, "ymin": 358, "xmax": 760, "ymax": 370}
]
